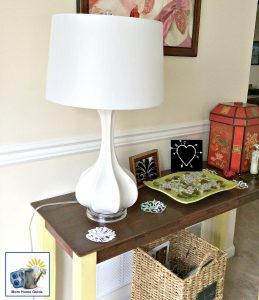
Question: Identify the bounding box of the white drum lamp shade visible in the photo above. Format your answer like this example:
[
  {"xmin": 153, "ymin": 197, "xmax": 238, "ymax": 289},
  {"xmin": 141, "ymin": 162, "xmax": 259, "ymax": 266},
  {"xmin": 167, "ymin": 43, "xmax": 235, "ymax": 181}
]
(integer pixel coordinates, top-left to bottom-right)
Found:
[{"xmin": 46, "ymin": 14, "xmax": 164, "ymax": 222}]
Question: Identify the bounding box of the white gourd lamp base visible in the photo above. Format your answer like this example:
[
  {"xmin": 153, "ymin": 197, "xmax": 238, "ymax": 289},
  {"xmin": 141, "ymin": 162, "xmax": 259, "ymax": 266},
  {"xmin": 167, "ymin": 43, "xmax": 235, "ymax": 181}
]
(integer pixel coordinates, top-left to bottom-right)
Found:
[{"xmin": 75, "ymin": 110, "xmax": 138, "ymax": 223}]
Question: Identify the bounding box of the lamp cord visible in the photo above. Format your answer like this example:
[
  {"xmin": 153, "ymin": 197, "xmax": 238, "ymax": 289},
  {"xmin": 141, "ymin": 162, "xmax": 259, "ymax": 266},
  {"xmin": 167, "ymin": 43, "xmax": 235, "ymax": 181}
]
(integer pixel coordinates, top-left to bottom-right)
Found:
[
  {"xmin": 29, "ymin": 200, "xmax": 77, "ymax": 299},
  {"xmin": 29, "ymin": 201, "xmax": 77, "ymax": 252}
]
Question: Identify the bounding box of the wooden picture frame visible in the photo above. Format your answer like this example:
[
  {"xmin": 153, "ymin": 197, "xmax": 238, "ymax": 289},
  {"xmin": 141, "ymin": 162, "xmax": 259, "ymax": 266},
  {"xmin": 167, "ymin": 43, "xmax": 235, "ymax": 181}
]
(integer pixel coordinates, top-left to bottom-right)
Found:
[
  {"xmin": 129, "ymin": 149, "xmax": 161, "ymax": 189},
  {"xmin": 77, "ymin": 0, "xmax": 201, "ymax": 57}
]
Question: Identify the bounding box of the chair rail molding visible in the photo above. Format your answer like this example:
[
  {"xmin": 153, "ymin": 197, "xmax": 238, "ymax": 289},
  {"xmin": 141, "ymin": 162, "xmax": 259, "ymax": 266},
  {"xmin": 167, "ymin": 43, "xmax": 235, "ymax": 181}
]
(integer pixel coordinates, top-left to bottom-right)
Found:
[{"xmin": 0, "ymin": 120, "xmax": 209, "ymax": 167}]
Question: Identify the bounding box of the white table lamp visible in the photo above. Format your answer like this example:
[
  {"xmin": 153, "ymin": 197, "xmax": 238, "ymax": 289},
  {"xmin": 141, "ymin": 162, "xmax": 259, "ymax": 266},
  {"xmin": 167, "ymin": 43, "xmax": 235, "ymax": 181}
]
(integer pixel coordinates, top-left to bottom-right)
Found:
[{"xmin": 46, "ymin": 14, "xmax": 163, "ymax": 223}]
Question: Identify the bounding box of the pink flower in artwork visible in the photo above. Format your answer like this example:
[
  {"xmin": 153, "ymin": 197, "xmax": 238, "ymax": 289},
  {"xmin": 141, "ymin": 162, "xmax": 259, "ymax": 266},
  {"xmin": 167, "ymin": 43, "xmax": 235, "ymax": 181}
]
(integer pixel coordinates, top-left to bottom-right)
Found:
[
  {"xmin": 130, "ymin": 6, "xmax": 140, "ymax": 17},
  {"xmin": 155, "ymin": 0, "xmax": 190, "ymax": 44},
  {"xmin": 142, "ymin": 0, "xmax": 155, "ymax": 15},
  {"xmin": 175, "ymin": 0, "xmax": 190, "ymax": 11},
  {"xmin": 89, "ymin": 0, "xmax": 99, "ymax": 9},
  {"xmin": 174, "ymin": 9, "xmax": 186, "ymax": 34}
]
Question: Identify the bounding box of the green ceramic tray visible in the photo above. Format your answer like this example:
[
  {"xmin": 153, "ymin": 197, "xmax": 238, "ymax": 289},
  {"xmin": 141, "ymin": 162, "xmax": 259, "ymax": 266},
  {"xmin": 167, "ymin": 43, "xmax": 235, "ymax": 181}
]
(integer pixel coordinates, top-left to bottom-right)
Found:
[{"xmin": 144, "ymin": 171, "xmax": 238, "ymax": 204}]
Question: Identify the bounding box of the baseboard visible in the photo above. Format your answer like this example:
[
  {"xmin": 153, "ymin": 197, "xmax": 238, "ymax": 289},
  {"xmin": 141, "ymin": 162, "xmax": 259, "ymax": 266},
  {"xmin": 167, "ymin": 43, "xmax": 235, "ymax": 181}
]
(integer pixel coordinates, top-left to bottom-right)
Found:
[
  {"xmin": 225, "ymin": 245, "xmax": 235, "ymax": 258},
  {"xmin": 0, "ymin": 120, "xmax": 209, "ymax": 167},
  {"xmin": 98, "ymin": 284, "xmax": 131, "ymax": 300}
]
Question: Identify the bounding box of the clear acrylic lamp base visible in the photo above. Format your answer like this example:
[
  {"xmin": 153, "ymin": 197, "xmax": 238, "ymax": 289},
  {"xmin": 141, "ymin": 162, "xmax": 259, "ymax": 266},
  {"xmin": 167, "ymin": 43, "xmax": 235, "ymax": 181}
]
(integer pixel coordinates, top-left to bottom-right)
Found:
[
  {"xmin": 86, "ymin": 208, "xmax": 127, "ymax": 223},
  {"xmin": 75, "ymin": 110, "xmax": 138, "ymax": 223}
]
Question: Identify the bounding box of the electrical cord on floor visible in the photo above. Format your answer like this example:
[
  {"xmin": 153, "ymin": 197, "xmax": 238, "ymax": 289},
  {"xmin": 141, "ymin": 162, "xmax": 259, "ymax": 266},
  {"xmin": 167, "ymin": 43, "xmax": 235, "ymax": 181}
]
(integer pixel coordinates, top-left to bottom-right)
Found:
[{"xmin": 29, "ymin": 200, "xmax": 77, "ymax": 300}]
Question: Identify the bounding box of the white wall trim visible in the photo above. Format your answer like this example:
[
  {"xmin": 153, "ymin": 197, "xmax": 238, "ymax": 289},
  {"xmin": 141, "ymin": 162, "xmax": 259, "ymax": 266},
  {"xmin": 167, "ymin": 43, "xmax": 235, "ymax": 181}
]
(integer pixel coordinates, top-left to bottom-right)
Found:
[
  {"xmin": 0, "ymin": 120, "xmax": 209, "ymax": 167},
  {"xmin": 225, "ymin": 245, "xmax": 235, "ymax": 259}
]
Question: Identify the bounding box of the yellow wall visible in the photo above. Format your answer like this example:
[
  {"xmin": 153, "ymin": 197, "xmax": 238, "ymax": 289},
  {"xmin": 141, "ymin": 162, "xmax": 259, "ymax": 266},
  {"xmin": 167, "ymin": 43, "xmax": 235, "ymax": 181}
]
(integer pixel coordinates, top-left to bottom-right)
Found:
[{"xmin": 0, "ymin": 0, "xmax": 257, "ymax": 299}]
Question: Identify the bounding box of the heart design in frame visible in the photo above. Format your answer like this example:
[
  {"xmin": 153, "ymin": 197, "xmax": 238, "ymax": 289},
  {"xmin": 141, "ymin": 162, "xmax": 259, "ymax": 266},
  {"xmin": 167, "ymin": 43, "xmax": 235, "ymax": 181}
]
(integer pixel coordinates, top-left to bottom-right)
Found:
[
  {"xmin": 171, "ymin": 140, "xmax": 203, "ymax": 172},
  {"xmin": 177, "ymin": 144, "xmax": 196, "ymax": 167}
]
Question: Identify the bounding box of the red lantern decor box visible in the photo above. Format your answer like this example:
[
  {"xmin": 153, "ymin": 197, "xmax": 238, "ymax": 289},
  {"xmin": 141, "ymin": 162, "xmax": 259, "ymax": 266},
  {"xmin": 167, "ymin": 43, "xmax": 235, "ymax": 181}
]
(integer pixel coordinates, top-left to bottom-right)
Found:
[{"xmin": 208, "ymin": 102, "xmax": 259, "ymax": 173}]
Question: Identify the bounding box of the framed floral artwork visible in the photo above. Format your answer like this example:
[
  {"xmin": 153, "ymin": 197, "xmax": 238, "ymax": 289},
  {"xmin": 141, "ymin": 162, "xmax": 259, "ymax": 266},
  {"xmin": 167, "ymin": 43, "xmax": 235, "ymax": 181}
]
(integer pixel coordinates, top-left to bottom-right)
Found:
[
  {"xmin": 77, "ymin": 0, "xmax": 202, "ymax": 57},
  {"xmin": 129, "ymin": 149, "xmax": 161, "ymax": 188}
]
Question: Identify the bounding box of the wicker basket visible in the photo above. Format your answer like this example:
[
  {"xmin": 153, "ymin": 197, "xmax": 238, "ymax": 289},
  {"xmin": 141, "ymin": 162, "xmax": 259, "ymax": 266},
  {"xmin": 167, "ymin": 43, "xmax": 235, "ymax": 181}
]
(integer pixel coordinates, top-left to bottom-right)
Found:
[{"xmin": 131, "ymin": 230, "xmax": 227, "ymax": 300}]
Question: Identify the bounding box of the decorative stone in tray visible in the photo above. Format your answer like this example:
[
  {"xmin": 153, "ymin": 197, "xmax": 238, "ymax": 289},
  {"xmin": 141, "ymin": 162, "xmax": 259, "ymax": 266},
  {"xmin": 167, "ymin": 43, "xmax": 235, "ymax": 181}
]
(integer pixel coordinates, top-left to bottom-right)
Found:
[{"xmin": 144, "ymin": 171, "xmax": 238, "ymax": 204}]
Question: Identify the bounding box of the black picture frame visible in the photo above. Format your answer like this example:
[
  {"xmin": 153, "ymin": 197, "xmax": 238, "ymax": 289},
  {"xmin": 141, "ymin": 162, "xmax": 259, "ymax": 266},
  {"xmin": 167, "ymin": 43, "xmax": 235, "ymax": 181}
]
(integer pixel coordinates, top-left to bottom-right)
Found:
[{"xmin": 171, "ymin": 139, "xmax": 203, "ymax": 172}]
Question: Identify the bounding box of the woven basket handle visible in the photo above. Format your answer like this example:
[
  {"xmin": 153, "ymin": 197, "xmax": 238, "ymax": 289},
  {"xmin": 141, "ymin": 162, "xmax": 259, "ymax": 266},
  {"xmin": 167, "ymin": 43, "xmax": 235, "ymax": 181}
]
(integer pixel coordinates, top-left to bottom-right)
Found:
[{"xmin": 196, "ymin": 253, "xmax": 215, "ymax": 274}]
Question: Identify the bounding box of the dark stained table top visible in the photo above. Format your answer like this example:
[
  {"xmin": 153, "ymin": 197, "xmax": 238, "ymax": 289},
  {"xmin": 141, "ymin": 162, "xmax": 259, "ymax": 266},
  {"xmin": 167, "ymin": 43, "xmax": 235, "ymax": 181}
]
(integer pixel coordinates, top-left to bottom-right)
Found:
[{"xmin": 31, "ymin": 168, "xmax": 259, "ymax": 263}]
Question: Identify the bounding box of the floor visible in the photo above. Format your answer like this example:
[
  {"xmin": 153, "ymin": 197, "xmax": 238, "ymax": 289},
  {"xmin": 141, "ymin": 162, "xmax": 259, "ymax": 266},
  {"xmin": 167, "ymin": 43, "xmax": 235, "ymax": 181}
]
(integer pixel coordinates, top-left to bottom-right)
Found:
[{"xmin": 224, "ymin": 200, "xmax": 259, "ymax": 300}]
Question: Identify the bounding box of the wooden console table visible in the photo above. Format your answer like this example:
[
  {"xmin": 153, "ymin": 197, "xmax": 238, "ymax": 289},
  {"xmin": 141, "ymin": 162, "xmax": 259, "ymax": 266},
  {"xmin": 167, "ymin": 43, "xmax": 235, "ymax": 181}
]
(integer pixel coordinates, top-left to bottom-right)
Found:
[{"xmin": 31, "ymin": 171, "xmax": 259, "ymax": 300}]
